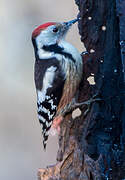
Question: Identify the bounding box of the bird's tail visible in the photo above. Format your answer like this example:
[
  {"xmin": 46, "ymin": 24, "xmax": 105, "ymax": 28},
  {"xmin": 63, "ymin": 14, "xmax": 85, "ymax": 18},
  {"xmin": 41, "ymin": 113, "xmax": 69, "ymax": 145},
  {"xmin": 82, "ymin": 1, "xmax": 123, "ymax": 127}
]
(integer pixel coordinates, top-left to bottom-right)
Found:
[{"xmin": 42, "ymin": 130, "xmax": 49, "ymax": 150}]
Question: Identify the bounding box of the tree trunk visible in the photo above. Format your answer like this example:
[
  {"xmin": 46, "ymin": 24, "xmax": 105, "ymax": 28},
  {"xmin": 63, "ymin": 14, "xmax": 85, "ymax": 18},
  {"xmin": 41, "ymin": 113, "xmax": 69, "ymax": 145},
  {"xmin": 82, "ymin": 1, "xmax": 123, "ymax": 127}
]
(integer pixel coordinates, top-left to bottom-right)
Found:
[{"xmin": 38, "ymin": 0, "xmax": 125, "ymax": 179}]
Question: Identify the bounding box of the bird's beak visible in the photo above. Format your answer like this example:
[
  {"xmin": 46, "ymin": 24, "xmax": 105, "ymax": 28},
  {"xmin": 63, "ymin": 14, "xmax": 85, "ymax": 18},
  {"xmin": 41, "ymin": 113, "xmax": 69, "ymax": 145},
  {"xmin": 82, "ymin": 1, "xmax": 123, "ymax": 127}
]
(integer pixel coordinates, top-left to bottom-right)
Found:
[
  {"xmin": 63, "ymin": 17, "xmax": 80, "ymax": 28},
  {"xmin": 57, "ymin": 17, "xmax": 80, "ymax": 42}
]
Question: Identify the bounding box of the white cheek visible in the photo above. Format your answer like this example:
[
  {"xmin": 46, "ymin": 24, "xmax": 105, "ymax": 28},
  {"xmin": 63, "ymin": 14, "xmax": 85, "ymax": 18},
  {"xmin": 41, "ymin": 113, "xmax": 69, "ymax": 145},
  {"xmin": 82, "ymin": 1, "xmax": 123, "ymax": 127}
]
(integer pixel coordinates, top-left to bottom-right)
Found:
[
  {"xmin": 36, "ymin": 31, "xmax": 57, "ymax": 47},
  {"xmin": 36, "ymin": 31, "xmax": 58, "ymax": 59}
]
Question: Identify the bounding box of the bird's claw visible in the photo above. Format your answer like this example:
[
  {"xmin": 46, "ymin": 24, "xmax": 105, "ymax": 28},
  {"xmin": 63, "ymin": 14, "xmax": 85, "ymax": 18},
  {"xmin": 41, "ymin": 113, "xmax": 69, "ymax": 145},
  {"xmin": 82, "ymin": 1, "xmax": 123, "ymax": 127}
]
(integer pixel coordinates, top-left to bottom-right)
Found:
[{"xmin": 59, "ymin": 95, "xmax": 102, "ymax": 117}]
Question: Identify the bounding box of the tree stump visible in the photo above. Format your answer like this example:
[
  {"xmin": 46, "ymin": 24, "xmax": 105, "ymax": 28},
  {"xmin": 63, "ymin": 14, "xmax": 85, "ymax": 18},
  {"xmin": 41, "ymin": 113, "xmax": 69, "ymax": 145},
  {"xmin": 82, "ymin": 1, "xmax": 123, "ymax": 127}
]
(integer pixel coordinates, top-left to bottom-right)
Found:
[{"xmin": 38, "ymin": 0, "xmax": 125, "ymax": 179}]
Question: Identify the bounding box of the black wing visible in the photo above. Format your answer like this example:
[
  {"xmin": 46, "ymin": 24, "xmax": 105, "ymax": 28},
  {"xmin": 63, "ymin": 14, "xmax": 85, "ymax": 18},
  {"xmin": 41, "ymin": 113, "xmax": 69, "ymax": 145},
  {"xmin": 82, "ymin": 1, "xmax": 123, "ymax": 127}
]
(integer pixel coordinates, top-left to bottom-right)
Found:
[{"xmin": 34, "ymin": 58, "xmax": 65, "ymax": 149}]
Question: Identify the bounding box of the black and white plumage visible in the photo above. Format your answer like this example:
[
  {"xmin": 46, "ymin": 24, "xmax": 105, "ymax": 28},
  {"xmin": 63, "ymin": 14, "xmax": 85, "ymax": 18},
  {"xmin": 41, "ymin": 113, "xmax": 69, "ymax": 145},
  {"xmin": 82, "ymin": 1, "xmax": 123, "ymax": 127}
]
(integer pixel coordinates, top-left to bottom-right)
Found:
[
  {"xmin": 32, "ymin": 19, "xmax": 83, "ymax": 149},
  {"xmin": 34, "ymin": 58, "xmax": 65, "ymax": 148}
]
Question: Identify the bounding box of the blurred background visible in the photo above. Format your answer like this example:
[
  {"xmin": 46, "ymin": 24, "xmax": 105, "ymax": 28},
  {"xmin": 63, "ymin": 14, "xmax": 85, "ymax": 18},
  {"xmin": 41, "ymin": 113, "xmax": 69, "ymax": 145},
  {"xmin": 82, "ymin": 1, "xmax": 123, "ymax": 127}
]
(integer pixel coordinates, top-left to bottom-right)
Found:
[{"xmin": 0, "ymin": 0, "xmax": 83, "ymax": 179}]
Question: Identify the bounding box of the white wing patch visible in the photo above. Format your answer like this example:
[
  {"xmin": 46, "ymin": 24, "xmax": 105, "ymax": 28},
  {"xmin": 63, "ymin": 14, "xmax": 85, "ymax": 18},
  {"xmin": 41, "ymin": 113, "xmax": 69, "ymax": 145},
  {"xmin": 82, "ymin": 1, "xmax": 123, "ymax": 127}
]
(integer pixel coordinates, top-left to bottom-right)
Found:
[{"xmin": 37, "ymin": 66, "xmax": 57, "ymax": 103}]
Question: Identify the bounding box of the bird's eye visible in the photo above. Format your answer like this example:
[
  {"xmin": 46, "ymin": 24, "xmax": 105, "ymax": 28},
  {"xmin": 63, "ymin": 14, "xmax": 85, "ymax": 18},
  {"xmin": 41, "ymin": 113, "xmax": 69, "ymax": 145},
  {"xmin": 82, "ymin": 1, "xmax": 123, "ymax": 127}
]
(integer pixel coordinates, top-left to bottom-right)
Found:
[{"xmin": 52, "ymin": 27, "xmax": 58, "ymax": 33}]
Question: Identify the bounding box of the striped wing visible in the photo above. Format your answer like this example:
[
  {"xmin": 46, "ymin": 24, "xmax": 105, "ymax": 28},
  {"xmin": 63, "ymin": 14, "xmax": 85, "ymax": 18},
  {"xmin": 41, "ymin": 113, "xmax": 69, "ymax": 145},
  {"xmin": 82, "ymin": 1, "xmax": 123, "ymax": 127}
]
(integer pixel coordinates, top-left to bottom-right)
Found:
[{"xmin": 34, "ymin": 58, "xmax": 65, "ymax": 149}]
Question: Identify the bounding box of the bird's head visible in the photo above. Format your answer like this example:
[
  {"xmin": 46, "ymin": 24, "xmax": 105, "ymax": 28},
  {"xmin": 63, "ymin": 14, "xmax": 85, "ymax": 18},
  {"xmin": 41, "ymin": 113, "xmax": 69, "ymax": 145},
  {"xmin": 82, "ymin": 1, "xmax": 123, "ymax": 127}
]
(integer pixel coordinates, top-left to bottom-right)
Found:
[{"xmin": 32, "ymin": 18, "xmax": 79, "ymax": 47}]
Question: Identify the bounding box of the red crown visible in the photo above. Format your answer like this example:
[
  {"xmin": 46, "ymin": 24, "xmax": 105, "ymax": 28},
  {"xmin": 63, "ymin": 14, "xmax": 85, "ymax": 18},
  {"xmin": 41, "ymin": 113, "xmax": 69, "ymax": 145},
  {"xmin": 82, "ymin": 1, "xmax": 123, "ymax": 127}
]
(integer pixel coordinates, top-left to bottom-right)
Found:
[{"xmin": 32, "ymin": 22, "xmax": 56, "ymax": 38}]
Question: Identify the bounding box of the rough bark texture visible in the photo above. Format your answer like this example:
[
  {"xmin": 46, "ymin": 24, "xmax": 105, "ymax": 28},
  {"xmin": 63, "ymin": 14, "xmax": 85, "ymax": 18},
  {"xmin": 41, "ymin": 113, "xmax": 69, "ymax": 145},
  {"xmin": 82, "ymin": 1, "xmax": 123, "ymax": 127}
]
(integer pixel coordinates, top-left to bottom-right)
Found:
[{"xmin": 38, "ymin": 0, "xmax": 125, "ymax": 179}]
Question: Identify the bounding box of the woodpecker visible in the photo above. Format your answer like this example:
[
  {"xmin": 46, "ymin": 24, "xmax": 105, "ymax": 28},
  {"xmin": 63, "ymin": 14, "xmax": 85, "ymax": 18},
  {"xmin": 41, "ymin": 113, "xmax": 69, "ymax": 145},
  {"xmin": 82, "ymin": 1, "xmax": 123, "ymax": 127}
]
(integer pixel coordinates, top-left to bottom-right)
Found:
[{"xmin": 32, "ymin": 18, "xmax": 83, "ymax": 149}]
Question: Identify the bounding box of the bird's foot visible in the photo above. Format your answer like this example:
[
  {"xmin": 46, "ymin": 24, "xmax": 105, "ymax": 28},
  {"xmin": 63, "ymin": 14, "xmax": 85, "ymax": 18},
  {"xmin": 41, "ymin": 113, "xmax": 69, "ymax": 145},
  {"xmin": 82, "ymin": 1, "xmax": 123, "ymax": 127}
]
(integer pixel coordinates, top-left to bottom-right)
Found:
[
  {"xmin": 51, "ymin": 95, "xmax": 102, "ymax": 134},
  {"xmin": 76, "ymin": 95, "xmax": 102, "ymax": 116},
  {"xmin": 60, "ymin": 94, "xmax": 102, "ymax": 117},
  {"xmin": 59, "ymin": 98, "xmax": 77, "ymax": 116}
]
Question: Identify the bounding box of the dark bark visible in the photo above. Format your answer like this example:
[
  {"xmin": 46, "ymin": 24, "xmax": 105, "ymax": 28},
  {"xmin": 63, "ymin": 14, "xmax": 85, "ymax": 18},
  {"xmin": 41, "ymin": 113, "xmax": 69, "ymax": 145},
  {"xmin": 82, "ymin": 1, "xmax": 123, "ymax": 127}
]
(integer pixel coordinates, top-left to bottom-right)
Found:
[{"xmin": 38, "ymin": 0, "xmax": 125, "ymax": 179}]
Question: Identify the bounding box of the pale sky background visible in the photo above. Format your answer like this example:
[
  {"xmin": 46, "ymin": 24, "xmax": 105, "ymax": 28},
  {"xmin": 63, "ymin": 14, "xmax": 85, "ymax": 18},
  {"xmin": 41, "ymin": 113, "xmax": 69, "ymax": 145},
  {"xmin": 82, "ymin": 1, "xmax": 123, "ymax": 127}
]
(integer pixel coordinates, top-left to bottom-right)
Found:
[{"xmin": 0, "ymin": 0, "xmax": 83, "ymax": 180}]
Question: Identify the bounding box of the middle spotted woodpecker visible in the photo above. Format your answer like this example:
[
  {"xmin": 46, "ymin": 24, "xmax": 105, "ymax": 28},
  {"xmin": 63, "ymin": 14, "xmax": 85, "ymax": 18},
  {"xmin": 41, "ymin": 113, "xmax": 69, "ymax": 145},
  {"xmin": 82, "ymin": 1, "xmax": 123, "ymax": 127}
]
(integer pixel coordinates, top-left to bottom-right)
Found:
[{"xmin": 32, "ymin": 18, "xmax": 83, "ymax": 149}]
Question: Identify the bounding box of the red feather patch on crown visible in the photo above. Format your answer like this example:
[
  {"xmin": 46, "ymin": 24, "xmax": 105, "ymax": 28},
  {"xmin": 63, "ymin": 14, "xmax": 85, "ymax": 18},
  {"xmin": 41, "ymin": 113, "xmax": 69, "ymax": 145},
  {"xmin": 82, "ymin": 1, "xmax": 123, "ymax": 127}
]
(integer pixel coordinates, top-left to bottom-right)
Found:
[{"xmin": 32, "ymin": 22, "xmax": 56, "ymax": 38}]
